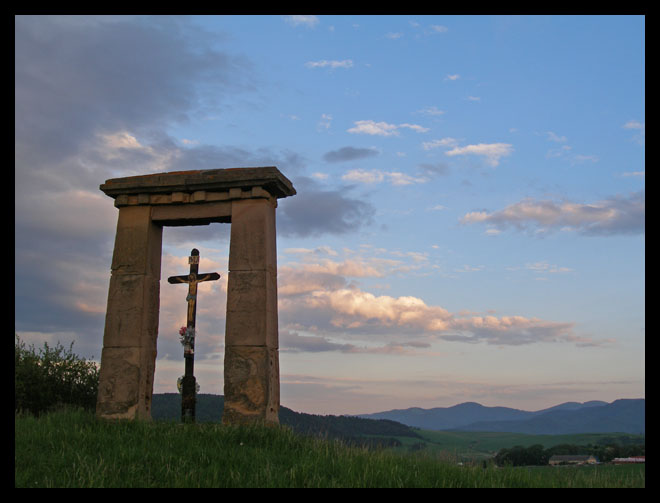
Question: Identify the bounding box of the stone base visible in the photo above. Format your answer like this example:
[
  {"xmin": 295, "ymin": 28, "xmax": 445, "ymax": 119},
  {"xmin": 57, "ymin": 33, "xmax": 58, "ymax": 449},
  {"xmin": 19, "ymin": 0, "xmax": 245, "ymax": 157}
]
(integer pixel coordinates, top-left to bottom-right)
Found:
[
  {"xmin": 96, "ymin": 345, "xmax": 156, "ymax": 420},
  {"xmin": 222, "ymin": 346, "xmax": 279, "ymax": 425}
]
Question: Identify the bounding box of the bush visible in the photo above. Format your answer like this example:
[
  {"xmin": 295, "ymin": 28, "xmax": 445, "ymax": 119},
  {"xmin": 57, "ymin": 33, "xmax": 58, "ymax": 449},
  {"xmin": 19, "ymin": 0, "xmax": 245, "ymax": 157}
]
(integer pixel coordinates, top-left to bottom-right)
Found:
[{"xmin": 15, "ymin": 334, "xmax": 100, "ymax": 416}]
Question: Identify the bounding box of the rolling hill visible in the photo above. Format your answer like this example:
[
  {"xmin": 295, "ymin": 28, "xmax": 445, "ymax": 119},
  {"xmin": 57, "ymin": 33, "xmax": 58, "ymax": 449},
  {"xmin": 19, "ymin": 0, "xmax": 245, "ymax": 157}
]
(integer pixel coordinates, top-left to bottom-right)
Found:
[
  {"xmin": 358, "ymin": 399, "xmax": 644, "ymax": 435},
  {"xmin": 151, "ymin": 393, "xmax": 423, "ymax": 448}
]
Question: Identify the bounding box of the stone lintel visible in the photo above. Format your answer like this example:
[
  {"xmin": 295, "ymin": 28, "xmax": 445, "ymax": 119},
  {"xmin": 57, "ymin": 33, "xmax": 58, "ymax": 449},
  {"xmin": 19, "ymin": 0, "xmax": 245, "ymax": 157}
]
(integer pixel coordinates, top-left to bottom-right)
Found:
[
  {"xmin": 151, "ymin": 200, "xmax": 232, "ymax": 226},
  {"xmin": 113, "ymin": 187, "xmax": 276, "ymax": 209},
  {"xmin": 101, "ymin": 166, "xmax": 296, "ymax": 201}
]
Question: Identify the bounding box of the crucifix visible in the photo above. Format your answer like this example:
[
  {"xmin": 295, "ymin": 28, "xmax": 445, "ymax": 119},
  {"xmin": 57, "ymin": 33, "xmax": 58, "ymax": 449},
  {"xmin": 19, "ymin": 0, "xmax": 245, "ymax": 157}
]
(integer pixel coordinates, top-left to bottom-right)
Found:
[{"xmin": 168, "ymin": 248, "xmax": 220, "ymax": 423}]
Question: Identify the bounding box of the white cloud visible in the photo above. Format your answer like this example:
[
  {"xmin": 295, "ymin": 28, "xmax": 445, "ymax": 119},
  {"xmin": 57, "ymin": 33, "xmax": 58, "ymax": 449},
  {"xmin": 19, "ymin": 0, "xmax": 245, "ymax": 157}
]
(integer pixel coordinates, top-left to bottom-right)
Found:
[
  {"xmin": 622, "ymin": 120, "xmax": 645, "ymax": 146},
  {"xmin": 545, "ymin": 144, "xmax": 572, "ymax": 159},
  {"xmin": 387, "ymin": 172, "xmax": 428, "ymax": 186},
  {"xmin": 342, "ymin": 169, "xmax": 385, "ymax": 184},
  {"xmin": 572, "ymin": 154, "xmax": 598, "ymax": 164},
  {"xmin": 283, "ymin": 15, "xmax": 319, "ymax": 28},
  {"xmin": 445, "ymin": 142, "xmax": 514, "ymax": 167},
  {"xmin": 347, "ymin": 120, "xmax": 428, "ymax": 136},
  {"xmin": 342, "ymin": 169, "xmax": 428, "ymax": 186},
  {"xmin": 623, "ymin": 120, "xmax": 644, "ymax": 130},
  {"xmin": 317, "ymin": 113, "xmax": 332, "ymax": 131},
  {"xmin": 524, "ymin": 261, "xmax": 573, "ymax": 274},
  {"xmin": 101, "ymin": 131, "xmax": 143, "ymax": 150},
  {"xmin": 399, "ymin": 123, "xmax": 430, "ymax": 133},
  {"xmin": 454, "ymin": 264, "xmax": 485, "ymax": 273},
  {"xmin": 422, "ymin": 137, "xmax": 459, "ymax": 150},
  {"xmin": 94, "ymin": 129, "xmax": 181, "ymax": 171},
  {"xmin": 418, "ymin": 106, "xmax": 445, "ymax": 116},
  {"xmin": 347, "ymin": 120, "xmax": 397, "ymax": 136},
  {"xmin": 305, "ymin": 59, "xmax": 353, "ymax": 69},
  {"xmin": 445, "ymin": 74, "xmax": 460, "ymax": 80},
  {"xmin": 546, "ymin": 131, "xmax": 567, "ymax": 142}
]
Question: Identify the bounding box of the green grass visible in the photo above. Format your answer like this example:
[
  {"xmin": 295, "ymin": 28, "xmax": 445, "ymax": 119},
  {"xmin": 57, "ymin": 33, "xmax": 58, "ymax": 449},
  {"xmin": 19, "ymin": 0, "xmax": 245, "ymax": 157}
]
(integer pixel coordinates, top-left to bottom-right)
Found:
[{"xmin": 15, "ymin": 408, "xmax": 645, "ymax": 488}]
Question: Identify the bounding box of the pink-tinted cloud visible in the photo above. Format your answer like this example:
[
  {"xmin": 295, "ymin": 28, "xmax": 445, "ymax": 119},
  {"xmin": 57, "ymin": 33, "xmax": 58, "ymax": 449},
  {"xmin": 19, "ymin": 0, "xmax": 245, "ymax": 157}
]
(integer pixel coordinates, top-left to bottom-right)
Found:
[
  {"xmin": 460, "ymin": 191, "xmax": 644, "ymax": 235},
  {"xmin": 279, "ymin": 286, "xmax": 582, "ymax": 346}
]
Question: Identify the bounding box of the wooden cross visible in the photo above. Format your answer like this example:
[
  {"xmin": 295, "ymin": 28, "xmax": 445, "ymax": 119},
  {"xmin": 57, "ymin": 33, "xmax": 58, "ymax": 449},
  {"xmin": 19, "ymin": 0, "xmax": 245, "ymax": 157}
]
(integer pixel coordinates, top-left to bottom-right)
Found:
[{"xmin": 168, "ymin": 248, "xmax": 220, "ymax": 423}]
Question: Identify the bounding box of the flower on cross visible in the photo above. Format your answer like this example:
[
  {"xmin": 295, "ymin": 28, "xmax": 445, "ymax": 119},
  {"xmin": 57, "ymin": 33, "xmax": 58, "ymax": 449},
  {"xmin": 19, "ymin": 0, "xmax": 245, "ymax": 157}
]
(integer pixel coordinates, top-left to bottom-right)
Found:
[{"xmin": 178, "ymin": 326, "xmax": 195, "ymax": 350}]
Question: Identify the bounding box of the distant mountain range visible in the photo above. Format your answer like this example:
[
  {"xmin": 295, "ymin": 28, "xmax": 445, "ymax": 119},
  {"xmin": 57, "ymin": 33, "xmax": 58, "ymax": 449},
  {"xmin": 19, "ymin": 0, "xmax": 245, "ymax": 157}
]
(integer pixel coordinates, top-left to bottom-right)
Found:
[
  {"xmin": 153, "ymin": 394, "xmax": 645, "ymax": 437},
  {"xmin": 357, "ymin": 399, "xmax": 645, "ymax": 435}
]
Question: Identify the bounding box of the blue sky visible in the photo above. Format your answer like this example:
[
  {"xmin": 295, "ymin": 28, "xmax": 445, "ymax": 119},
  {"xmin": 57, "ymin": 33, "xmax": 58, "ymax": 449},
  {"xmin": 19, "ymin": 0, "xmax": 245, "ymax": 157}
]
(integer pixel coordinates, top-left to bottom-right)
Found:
[{"xmin": 15, "ymin": 15, "xmax": 644, "ymax": 415}]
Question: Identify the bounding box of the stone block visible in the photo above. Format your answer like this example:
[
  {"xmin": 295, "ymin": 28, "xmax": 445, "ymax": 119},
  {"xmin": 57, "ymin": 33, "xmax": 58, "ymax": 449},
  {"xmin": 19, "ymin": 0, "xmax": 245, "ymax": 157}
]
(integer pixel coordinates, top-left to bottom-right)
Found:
[
  {"xmin": 225, "ymin": 308, "xmax": 278, "ymax": 348},
  {"xmin": 149, "ymin": 194, "xmax": 171, "ymax": 205},
  {"xmin": 225, "ymin": 270, "xmax": 278, "ymax": 347},
  {"xmin": 110, "ymin": 205, "xmax": 163, "ymax": 278},
  {"xmin": 205, "ymin": 191, "xmax": 229, "ymax": 202},
  {"xmin": 192, "ymin": 190, "xmax": 206, "ymax": 202},
  {"xmin": 228, "ymin": 199, "xmax": 277, "ymax": 273},
  {"xmin": 225, "ymin": 270, "xmax": 277, "ymax": 313},
  {"xmin": 222, "ymin": 346, "xmax": 279, "ymax": 425},
  {"xmin": 114, "ymin": 194, "xmax": 129, "ymax": 207},
  {"xmin": 251, "ymin": 186, "xmax": 270, "ymax": 199},
  {"xmin": 96, "ymin": 344, "xmax": 157, "ymax": 420},
  {"xmin": 102, "ymin": 274, "xmax": 160, "ymax": 349}
]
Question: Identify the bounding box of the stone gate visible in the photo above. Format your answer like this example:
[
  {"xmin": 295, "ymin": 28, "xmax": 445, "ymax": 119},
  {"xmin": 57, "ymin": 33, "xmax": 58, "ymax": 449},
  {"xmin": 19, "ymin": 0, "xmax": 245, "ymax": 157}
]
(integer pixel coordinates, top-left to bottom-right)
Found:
[{"xmin": 95, "ymin": 167, "xmax": 296, "ymax": 425}]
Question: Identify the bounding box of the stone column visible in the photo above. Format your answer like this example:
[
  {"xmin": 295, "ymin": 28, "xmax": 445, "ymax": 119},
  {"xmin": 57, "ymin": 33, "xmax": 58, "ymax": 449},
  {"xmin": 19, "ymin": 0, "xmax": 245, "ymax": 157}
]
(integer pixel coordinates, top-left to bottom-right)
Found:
[
  {"xmin": 223, "ymin": 197, "xmax": 280, "ymax": 425},
  {"xmin": 96, "ymin": 205, "xmax": 163, "ymax": 420}
]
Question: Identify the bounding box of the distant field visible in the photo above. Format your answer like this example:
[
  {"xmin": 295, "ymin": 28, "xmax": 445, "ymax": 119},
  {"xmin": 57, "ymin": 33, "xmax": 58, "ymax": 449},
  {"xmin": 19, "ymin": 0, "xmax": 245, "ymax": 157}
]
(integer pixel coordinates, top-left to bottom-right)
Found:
[{"xmin": 390, "ymin": 429, "xmax": 645, "ymax": 461}]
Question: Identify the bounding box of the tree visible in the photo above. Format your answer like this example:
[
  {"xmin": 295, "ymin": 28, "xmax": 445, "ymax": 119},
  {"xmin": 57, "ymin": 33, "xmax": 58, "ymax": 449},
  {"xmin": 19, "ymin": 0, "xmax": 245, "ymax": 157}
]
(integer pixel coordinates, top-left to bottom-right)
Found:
[
  {"xmin": 495, "ymin": 444, "xmax": 549, "ymax": 466},
  {"xmin": 15, "ymin": 334, "xmax": 100, "ymax": 415}
]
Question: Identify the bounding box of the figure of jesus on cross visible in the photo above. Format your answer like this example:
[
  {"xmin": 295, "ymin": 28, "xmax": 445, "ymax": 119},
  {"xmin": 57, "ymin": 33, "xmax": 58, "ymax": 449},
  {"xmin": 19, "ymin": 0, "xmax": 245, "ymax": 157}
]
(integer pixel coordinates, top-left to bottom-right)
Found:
[{"xmin": 168, "ymin": 248, "xmax": 220, "ymax": 423}]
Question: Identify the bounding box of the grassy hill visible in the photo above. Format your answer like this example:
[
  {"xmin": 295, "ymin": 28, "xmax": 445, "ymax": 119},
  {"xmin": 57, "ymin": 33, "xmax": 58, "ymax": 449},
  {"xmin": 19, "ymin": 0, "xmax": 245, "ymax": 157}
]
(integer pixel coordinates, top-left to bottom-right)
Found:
[{"xmin": 15, "ymin": 408, "xmax": 646, "ymax": 488}]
